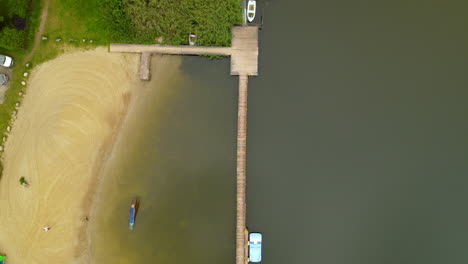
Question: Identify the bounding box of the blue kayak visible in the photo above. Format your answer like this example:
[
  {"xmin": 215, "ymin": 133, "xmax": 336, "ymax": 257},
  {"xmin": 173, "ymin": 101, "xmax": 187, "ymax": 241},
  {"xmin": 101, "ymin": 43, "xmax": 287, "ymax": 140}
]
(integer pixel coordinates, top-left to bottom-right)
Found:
[{"xmin": 129, "ymin": 200, "xmax": 136, "ymax": 230}]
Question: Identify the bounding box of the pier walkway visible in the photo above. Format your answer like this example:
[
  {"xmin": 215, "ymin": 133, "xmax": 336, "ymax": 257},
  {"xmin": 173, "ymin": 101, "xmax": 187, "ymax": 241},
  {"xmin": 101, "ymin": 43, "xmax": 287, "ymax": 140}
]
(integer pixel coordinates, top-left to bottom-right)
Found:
[
  {"xmin": 110, "ymin": 26, "xmax": 258, "ymax": 264},
  {"xmin": 236, "ymin": 74, "xmax": 249, "ymax": 264},
  {"xmin": 109, "ymin": 26, "xmax": 258, "ymax": 79}
]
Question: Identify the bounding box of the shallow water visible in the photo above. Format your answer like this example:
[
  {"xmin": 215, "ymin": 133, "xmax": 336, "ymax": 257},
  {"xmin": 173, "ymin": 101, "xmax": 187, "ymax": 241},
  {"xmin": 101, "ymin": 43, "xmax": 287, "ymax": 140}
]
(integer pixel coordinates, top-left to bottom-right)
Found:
[{"xmin": 91, "ymin": 56, "xmax": 237, "ymax": 263}]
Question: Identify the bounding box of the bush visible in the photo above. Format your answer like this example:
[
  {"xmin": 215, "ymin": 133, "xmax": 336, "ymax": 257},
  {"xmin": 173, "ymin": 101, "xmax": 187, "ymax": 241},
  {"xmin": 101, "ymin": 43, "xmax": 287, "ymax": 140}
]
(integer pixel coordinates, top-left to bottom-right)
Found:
[
  {"xmin": 99, "ymin": 0, "xmax": 139, "ymax": 43},
  {"xmin": 7, "ymin": 0, "xmax": 31, "ymax": 18},
  {"xmin": 0, "ymin": 27, "xmax": 26, "ymax": 50},
  {"xmin": 0, "ymin": 0, "xmax": 31, "ymax": 50},
  {"xmin": 12, "ymin": 15, "xmax": 26, "ymax": 30},
  {"xmin": 99, "ymin": 0, "xmax": 242, "ymax": 46}
]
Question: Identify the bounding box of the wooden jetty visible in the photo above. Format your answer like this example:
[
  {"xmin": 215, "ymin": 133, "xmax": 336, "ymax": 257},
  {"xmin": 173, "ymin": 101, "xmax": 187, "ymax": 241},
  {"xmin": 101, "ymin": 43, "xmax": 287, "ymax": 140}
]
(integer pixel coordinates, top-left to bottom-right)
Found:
[
  {"xmin": 110, "ymin": 26, "xmax": 258, "ymax": 264},
  {"xmin": 237, "ymin": 74, "xmax": 249, "ymax": 264},
  {"xmin": 109, "ymin": 26, "xmax": 258, "ymax": 79}
]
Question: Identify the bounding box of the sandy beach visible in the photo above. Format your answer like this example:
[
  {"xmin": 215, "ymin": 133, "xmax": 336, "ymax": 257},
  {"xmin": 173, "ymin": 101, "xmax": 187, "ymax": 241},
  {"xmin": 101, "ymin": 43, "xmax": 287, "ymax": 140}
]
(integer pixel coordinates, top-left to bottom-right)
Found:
[{"xmin": 0, "ymin": 47, "xmax": 141, "ymax": 264}]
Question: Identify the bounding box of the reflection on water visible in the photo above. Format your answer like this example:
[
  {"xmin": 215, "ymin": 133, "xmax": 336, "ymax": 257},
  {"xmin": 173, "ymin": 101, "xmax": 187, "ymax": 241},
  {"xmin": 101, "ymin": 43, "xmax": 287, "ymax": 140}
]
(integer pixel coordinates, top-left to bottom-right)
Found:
[{"xmin": 91, "ymin": 56, "xmax": 238, "ymax": 263}]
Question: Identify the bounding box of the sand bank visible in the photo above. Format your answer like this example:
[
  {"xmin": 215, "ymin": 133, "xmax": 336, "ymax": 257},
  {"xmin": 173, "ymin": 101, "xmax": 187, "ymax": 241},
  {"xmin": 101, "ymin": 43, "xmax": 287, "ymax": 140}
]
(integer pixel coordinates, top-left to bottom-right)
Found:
[{"xmin": 0, "ymin": 47, "xmax": 141, "ymax": 263}]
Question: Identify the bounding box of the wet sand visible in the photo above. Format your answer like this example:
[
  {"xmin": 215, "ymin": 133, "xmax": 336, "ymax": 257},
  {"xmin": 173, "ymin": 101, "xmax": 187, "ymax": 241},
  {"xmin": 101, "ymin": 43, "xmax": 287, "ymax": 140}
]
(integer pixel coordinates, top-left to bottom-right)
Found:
[{"xmin": 0, "ymin": 47, "xmax": 141, "ymax": 264}]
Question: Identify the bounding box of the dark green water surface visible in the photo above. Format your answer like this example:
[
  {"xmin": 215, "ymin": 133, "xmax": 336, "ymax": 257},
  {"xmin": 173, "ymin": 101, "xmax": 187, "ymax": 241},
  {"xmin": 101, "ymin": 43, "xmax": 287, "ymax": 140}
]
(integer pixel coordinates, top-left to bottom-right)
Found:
[
  {"xmin": 93, "ymin": 0, "xmax": 468, "ymax": 263},
  {"xmin": 249, "ymin": 1, "xmax": 468, "ymax": 263}
]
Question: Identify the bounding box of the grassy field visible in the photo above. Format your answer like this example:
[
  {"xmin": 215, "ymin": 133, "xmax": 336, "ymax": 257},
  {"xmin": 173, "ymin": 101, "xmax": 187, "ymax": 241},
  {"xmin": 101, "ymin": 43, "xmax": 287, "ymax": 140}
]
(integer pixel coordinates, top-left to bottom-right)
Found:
[
  {"xmin": 45, "ymin": 0, "xmax": 108, "ymax": 44},
  {"xmin": 0, "ymin": 0, "xmax": 42, "ymax": 136}
]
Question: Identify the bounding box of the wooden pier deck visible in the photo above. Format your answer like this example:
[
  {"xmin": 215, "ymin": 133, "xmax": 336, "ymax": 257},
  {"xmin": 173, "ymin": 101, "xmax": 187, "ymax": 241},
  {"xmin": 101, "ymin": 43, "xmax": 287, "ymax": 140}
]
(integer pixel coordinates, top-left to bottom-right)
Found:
[
  {"xmin": 236, "ymin": 74, "xmax": 249, "ymax": 264},
  {"xmin": 109, "ymin": 26, "xmax": 258, "ymax": 78},
  {"xmin": 109, "ymin": 26, "xmax": 258, "ymax": 264},
  {"xmin": 110, "ymin": 44, "xmax": 232, "ymax": 56},
  {"xmin": 231, "ymin": 26, "xmax": 258, "ymax": 76}
]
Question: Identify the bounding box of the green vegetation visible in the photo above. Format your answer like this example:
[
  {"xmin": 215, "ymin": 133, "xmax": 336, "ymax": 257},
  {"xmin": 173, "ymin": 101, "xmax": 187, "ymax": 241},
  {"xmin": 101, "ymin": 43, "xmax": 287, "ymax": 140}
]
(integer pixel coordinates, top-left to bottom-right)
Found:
[
  {"xmin": 0, "ymin": 27, "xmax": 25, "ymax": 50},
  {"xmin": 0, "ymin": 0, "xmax": 32, "ymax": 50},
  {"xmin": 102, "ymin": 0, "xmax": 242, "ymax": 46},
  {"xmin": 45, "ymin": 0, "xmax": 242, "ymax": 46},
  {"xmin": 34, "ymin": 0, "xmax": 242, "ymax": 63},
  {"xmin": 7, "ymin": 0, "xmax": 30, "ymax": 17}
]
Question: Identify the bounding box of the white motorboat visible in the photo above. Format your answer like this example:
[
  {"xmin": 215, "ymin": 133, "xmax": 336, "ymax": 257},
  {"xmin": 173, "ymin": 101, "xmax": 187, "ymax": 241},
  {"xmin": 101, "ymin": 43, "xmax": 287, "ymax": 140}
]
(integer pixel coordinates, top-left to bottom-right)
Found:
[
  {"xmin": 247, "ymin": 0, "xmax": 256, "ymax": 22},
  {"xmin": 188, "ymin": 34, "xmax": 197, "ymax": 46}
]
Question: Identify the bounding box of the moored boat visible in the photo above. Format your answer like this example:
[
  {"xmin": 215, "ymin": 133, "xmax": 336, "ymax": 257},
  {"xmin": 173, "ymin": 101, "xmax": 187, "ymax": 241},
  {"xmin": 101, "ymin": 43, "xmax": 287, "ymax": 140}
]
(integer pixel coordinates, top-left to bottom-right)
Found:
[
  {"xmin": 188, "ymin": 34, "xmax": 197, "ymax": 46},
  {"xmin": 248, "ymin": 232, "xmax": 262, "ymax": 262},
  {"xmin": 129, "ymin": 199, "xmax": 136, "ymax": 230},
  {"xmin": 247, "ymin": 0, "xmax": 256, "ymax": 22}
]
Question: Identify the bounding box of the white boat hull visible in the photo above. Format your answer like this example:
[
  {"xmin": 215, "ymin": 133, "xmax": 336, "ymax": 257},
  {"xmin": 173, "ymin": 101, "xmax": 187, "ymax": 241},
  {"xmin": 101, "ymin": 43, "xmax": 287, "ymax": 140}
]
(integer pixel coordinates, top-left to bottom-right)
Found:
[{"xmin": 247, "ymin": 1, "xmax": 256, "ymax": 22}]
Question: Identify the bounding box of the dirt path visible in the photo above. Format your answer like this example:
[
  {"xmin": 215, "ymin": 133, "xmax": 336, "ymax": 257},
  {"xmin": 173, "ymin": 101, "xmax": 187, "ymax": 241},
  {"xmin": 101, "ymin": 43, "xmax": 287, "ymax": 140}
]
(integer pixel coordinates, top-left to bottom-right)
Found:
[{"xmin": 24, "ymin": 0, "xmax": 51, "ymax": 63}]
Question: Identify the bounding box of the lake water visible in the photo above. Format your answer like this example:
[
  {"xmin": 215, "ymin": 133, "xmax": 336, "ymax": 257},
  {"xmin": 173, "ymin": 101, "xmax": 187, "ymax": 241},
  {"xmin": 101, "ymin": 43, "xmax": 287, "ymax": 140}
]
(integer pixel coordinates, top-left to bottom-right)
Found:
[
  {"xmin": 92, "ymin": 0, "xmax": 468, "ymax": 263},
  {"xmin": 91, "ymin": 56, "xmax": 238, "ymax": 263}
]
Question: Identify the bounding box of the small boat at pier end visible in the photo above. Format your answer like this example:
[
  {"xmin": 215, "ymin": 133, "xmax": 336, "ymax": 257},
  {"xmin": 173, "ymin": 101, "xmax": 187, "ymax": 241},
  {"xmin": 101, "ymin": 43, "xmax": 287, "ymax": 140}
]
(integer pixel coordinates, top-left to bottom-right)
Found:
[
  {"xmin": 129, "ymin": 199, "xmax": 136, "ymax": 230},
  {"xmin": 248, "ymin": 232, "xmax": 262, "ymax": 262},
  {"xmin": 247, "ymin": 0, "xmax": 256, "ymax": 22}
]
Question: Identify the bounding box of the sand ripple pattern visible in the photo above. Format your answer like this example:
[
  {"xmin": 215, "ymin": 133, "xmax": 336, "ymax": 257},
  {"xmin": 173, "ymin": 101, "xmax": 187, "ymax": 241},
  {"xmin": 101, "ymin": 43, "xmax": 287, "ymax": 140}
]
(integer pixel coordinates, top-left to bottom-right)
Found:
[{"xmin": 0, "ymin": 48, "xmax": 138, "ymax": 264}]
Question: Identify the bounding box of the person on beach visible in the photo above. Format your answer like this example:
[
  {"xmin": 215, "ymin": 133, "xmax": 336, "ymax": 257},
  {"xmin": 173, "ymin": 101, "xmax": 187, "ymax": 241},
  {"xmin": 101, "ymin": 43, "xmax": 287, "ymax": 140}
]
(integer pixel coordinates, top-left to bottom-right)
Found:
[{"xmin": 43, "ymin": 227, "xmax": 51, "ymax": 231}]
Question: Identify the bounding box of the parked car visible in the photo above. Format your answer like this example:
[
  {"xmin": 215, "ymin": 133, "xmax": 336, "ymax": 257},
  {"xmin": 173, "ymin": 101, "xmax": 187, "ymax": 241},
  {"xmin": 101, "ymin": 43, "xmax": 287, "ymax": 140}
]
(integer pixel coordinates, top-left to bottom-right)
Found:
[
  {"xmin": 0, "ymin": 73, "xmax": 7, "ymax": 85},
  {"xmin": 0, "ymin": 54, "xmax": 14, "ymax": 68}
]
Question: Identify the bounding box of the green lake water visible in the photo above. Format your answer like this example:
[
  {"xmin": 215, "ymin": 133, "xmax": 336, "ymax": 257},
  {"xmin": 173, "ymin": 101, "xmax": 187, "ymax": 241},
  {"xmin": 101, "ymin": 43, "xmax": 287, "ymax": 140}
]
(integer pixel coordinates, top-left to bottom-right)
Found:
[{"xmin": 92, "ymin": 0, "xmax": 468, "ymax": 263}]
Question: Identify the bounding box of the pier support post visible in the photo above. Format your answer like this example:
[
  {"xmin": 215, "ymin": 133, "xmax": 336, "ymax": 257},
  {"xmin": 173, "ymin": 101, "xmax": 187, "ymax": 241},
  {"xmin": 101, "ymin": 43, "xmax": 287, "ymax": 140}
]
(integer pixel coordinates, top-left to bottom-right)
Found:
[
  {"xmin": 236, "ymin": 74, "xmax": 248, "ymax": 264},
  {"xmin": 139, "ymin": 52, "xmax": 151, "ymax": 81}
]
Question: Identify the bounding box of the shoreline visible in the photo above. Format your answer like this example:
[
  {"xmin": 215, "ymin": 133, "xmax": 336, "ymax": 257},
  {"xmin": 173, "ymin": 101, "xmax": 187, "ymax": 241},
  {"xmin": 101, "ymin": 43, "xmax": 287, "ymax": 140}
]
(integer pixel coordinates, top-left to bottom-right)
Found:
[
  {"xmin": 78, "ymin": 87, "xmax": 136, "ymax": 264},
  {"xmin": 0, "ymin": 47, "xmax": 142, "ymax": 263},
  {"xmin": 84, "ymin": 70, "xmax": 142, "ymax": 264}
]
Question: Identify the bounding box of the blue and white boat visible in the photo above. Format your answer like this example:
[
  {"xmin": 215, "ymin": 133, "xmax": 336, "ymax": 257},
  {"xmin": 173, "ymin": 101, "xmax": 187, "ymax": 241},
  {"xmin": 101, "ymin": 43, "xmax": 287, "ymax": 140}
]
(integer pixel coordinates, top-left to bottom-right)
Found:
[
  {"xmin": 129, "ymin": 199, "xmax": 136, "ymax": 230},
  {"xmin": 248, "ymin": 232, "xmax": 262, "ymax": 262}
]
